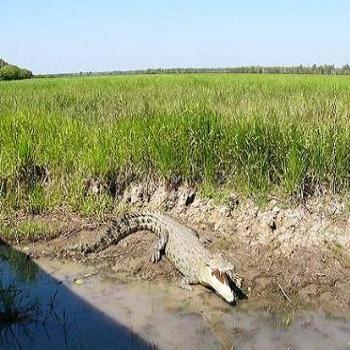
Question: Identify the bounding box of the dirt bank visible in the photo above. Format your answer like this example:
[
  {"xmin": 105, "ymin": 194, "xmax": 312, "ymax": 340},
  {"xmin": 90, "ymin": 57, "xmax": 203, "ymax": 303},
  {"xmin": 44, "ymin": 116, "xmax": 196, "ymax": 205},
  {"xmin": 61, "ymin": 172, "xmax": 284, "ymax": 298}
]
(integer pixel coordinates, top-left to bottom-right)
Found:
[{"xmin": 5, "ymin": 181, "xmax": 350, "ymax": 314}]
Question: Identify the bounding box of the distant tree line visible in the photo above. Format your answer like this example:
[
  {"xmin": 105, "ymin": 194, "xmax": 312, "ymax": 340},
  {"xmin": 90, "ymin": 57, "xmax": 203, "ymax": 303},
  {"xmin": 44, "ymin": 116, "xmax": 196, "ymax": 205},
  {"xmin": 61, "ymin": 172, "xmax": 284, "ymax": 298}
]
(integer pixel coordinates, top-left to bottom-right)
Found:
[
  {"xmin": 0, "ymin": 58, "xmax": 33, "ymax": 81},
  {"xmin": 225, "ymin": 64, "xmax": 350, "ymax": 75},
  {"xmin": 37, "ymin": 64, "xmax": 350, "ymax": 78}
]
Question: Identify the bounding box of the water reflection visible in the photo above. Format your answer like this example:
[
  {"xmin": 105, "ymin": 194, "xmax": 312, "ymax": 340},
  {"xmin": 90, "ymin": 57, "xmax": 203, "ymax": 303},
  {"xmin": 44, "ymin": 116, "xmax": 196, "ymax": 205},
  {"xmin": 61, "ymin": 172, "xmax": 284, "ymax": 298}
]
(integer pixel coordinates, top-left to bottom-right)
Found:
[{"xmin": 0, "ymin": 240, "xmax": 157, "ymax": 350}]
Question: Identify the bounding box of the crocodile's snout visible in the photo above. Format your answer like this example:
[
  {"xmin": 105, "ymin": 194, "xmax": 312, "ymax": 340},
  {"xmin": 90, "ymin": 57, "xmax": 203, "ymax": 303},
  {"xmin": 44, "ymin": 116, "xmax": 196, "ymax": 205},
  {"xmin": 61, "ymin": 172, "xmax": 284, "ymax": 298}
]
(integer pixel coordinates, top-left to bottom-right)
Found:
[
  {"xmin": 216, "ymin": 289, "xmax": 236, "ymax": 304},
  {"xmin": 200, "ymin": 267, "xmax": 236, "ymax": 304},
  {"xmin": 212, "ymin": 280, "xmax": 236, "ymax": 304}
]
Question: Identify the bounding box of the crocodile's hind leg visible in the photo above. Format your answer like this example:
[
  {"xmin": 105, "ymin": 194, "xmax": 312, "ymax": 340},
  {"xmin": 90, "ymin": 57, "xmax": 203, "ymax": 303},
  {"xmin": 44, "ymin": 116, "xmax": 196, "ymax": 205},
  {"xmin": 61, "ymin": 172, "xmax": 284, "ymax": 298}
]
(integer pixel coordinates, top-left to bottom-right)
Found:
[{"xmin": 150, "ymin": 233, "xmax": 168, "ymax": 263}]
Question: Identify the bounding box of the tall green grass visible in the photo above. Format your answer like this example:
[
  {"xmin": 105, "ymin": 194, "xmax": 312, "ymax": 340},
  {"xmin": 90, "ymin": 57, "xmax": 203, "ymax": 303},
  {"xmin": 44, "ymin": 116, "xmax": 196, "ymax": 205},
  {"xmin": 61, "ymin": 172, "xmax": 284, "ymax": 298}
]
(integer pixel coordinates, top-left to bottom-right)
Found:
[{"xmin": 1, "ymin": 74, "xmax": 350, "ymax": 214}]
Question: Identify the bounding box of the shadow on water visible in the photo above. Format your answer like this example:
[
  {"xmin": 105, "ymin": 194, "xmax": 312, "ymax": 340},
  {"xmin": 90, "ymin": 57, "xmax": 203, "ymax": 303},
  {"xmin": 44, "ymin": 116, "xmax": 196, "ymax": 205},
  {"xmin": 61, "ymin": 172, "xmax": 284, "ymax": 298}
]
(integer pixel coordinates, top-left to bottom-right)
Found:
[{"xmin": 0, "ymin": 238, "xmax": 157, "ymax": 350}]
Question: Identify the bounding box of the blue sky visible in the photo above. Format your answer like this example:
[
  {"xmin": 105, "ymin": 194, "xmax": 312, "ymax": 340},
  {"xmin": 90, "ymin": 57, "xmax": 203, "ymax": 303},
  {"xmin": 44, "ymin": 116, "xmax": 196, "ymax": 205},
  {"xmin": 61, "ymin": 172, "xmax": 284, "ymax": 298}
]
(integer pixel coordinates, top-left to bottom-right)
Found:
[{"xmin": 1, "ymin": 0, "xmax": 349, "ymax": 74}]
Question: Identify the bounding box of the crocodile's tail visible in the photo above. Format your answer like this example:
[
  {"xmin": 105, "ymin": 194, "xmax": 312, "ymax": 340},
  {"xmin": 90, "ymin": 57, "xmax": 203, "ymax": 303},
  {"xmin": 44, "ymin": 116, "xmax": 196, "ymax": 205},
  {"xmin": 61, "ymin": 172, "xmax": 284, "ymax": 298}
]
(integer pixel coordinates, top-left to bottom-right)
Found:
[{"xmin": 82, "ymin": 212, "xmax": 166, "ymax": 254}]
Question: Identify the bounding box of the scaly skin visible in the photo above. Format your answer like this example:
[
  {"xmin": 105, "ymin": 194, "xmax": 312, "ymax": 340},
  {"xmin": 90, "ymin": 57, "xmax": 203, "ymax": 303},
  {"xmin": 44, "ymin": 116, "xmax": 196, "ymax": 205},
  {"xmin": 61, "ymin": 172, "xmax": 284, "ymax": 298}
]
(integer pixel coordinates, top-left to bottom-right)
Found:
[{"xmin": 80, "ymin": 212, "xmax": 241, "ymax": 304}]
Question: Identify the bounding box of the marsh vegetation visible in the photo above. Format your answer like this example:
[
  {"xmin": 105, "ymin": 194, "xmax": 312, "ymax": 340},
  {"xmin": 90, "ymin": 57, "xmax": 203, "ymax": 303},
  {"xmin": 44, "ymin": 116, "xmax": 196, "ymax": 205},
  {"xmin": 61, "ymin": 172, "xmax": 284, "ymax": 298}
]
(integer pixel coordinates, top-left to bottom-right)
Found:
[{"xmin": 1, "ymin": 74, "xmax": 350, "ymax": 216}]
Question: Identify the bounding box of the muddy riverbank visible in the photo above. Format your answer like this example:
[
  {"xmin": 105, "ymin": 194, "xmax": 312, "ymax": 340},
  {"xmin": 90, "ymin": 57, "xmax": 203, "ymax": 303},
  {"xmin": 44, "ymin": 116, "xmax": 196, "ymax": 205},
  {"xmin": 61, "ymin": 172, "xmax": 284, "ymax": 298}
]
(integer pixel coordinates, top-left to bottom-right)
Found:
[{"xmin": 3, "ymin": 182, "xmax": 349, "ymax": 316}]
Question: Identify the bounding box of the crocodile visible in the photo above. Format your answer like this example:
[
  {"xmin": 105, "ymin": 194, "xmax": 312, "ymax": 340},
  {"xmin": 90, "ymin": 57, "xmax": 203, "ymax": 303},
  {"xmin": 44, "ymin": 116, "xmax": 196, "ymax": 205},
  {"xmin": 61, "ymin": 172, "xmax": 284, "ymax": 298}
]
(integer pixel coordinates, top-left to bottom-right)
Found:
[{"xmin": 79, "ymin": 212, "xmax": 242, "ymax": 304}]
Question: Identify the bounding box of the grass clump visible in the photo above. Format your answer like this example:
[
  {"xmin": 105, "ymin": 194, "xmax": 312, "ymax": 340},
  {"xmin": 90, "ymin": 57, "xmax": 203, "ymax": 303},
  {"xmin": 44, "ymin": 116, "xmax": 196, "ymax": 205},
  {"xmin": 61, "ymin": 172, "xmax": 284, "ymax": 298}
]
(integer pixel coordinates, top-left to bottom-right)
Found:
[
  {"xmin": 0, "ymin": 220, "xmax": 60, "ymax": 242},
  {"xmin": 0, "ymin": 74, "xmax": 350, "ymax": 216}
]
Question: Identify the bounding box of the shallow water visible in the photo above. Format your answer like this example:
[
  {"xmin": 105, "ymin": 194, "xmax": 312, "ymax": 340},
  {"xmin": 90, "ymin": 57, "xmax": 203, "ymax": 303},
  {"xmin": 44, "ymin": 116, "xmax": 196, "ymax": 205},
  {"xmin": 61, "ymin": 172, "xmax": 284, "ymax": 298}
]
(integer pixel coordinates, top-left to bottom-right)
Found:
[{"xmin": 0, "ymin": 244, "xmax": 349, "ymax": 350}]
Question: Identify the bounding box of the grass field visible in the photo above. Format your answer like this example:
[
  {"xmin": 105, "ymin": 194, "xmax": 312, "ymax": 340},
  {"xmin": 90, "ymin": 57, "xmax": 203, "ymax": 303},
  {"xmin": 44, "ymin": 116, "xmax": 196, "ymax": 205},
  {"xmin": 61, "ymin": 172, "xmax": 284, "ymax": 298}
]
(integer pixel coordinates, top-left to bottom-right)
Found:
[{"xmin": 1, "ymin": 73, "xmax": 350, "ymax": 215}]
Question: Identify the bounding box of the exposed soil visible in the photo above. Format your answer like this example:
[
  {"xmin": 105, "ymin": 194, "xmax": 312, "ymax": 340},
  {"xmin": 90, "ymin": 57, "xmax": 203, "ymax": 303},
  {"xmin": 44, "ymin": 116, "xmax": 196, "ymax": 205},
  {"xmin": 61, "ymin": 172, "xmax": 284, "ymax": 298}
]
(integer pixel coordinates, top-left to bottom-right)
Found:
[{"xmin": 4, "ymin": 181, "xmax": 350, "ymax": 315}]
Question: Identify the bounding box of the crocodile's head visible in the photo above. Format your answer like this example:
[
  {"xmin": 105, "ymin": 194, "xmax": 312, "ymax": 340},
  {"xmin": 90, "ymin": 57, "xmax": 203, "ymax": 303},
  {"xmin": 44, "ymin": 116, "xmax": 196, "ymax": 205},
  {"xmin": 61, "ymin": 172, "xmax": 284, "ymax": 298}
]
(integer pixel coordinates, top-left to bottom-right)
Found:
[{"xmin": 199, "ymin": 254, "xmax": 237, "ymax": 304}]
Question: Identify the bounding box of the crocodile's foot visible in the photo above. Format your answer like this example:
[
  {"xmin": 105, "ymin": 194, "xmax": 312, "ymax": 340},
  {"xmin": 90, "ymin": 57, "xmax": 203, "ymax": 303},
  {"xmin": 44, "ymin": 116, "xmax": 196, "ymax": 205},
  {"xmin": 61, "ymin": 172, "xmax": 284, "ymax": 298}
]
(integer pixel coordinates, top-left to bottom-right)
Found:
[
  {"xmin": 149, "ymin": 234, "xmax": 167, "ymax": 263},
  {"xmin": 227, "ymin": 270, "xmax": 243, "ymax": 289},
  {"xmin": 149, "ymin": 249, "xmax": 162, "ymax": 263},
  {"xmin": 179, "ymin": 277, "xmax": 196, "ymax": 291},
  {"xmin": 233, "ymin": 275, "xmax": 243, "ymax": 289}
]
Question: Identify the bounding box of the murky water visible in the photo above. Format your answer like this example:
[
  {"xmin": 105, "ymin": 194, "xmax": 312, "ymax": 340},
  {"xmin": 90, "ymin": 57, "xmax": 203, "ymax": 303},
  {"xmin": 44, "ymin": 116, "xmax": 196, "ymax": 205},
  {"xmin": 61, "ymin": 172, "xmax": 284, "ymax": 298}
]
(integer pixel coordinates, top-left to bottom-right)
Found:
[{"xmin": 0, "ymin": 243, "xmax": 349, "ymax": 350}]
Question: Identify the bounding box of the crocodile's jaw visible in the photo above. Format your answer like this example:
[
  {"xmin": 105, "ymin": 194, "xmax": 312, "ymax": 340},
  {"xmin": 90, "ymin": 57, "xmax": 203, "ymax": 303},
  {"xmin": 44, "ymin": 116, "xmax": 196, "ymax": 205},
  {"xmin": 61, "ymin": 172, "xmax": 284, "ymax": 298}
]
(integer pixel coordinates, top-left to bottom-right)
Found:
[{"xmin": 199, "ymin": 267, "xmax": 236, "ymax": 304}]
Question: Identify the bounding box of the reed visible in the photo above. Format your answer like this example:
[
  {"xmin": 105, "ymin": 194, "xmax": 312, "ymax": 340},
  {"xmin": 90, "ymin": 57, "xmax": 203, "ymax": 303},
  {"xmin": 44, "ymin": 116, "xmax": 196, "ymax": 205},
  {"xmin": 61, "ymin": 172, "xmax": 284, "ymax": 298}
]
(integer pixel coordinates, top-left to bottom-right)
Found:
[{"xmin": 1, "ymin": 74, "xmax": 350, "ymax": 214}]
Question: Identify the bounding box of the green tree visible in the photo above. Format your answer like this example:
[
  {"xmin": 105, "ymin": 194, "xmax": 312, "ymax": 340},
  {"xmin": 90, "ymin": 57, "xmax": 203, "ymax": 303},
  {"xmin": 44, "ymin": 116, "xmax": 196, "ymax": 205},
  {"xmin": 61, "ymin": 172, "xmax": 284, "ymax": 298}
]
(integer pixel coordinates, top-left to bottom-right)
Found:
[
  {"xmin": 19, "ymin": 68, "xmax": 33, "ymax": 79},
  {"xmin": 0, "ymin": 64, "xmax": 33, "ymax": 81},
  {"xmin": 0, "ymin": 64, "xmax": 21, "ymax": 80},
  {"xmin": 0, "ymin": 58, "xmax": 8, "ymax": 68}
]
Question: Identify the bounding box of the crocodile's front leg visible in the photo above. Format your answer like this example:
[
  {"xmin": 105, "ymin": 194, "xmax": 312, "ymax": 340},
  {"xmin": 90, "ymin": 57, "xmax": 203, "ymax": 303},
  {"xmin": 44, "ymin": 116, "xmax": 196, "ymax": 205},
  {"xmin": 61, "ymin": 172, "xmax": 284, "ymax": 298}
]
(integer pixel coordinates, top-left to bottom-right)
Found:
[
  {"xmin": 180, "ymin": 276, "xmax": 199, "ymax": 291},
  {"xmin": 150, "ymin": 233, "xmax": 168, "ymax": 263}
]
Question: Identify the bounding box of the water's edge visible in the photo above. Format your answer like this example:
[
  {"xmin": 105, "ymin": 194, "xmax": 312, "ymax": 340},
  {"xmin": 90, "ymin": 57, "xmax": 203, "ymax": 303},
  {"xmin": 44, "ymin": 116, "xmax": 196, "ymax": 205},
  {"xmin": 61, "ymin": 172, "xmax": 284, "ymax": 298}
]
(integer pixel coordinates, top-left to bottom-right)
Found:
[{"xmin": 1, "ymin": 244, "xmax": 349, "ymax": 350}]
